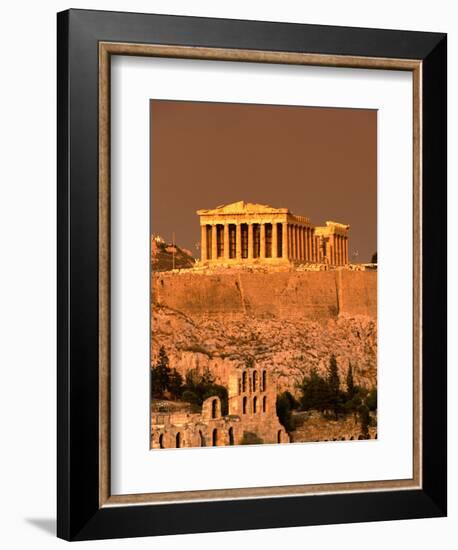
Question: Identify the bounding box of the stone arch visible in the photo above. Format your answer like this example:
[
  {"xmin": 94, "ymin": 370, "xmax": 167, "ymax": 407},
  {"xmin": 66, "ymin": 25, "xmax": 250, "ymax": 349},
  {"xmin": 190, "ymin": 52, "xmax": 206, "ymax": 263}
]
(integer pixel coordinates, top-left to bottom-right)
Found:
[
  {"xmin": 243, "ymin": 396, "xmax": 248, "ymax": 414},
  {"xmin": 211, "ymin": 398, "xmax": 218, "ymax": 419},
  {"xmin": 176, "ymin": 432, "xmax": 182, "ymax": 448},
  {"xmin": 262, "ymin": 396, "xmax": 267, "ymax": 413},
  {"xmin": 229, "ymin": 427, "xmax": 234, "ymax": 445},
  {"xmin": 262, "ymin": 370, "xmax": 267, "ymax": 391},
  {"xmin": 212, "ymin": 428, "xmax": 218, "ymax": 446},
  {"xmin": 242, "ymin": 371, "xmax": 247, "ymax": 392},
  {"xmin": 253, "ymin": 371, "xmax": 258, "ymax": 392},
  {"xmin": 159, "ymin": 433, "xmax": 164, "ymax": 449},
  {"xmin": 199, "ymin": 430, "xmax": 206, "ymax": 447},
  {"xmin": 253, "ymin": 396, "xmax": 258, "ymax": 414}
]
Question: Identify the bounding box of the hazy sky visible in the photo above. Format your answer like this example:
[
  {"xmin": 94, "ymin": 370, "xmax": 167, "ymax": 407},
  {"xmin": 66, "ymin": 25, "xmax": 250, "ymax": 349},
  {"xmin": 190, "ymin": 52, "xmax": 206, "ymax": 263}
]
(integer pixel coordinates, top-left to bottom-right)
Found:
[{"xmin": 150, "ymin": 100, "xmax": 377, "ymax": 263}]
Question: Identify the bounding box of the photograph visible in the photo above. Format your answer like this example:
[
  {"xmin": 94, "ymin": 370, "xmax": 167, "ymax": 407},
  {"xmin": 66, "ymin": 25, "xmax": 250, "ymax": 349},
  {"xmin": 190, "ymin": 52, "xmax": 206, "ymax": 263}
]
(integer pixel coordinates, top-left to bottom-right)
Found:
[{"xmin": 150, "ymin": 100, "xmax": 378, "ymax": 449}]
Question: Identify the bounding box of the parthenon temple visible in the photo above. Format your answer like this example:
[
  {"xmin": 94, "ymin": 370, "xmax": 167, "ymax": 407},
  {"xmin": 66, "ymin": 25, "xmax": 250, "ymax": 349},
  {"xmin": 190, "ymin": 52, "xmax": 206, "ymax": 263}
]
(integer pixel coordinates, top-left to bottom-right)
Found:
[{"xmin": 196, "ymin": 201, "xmax": 350, "ymax": 266}]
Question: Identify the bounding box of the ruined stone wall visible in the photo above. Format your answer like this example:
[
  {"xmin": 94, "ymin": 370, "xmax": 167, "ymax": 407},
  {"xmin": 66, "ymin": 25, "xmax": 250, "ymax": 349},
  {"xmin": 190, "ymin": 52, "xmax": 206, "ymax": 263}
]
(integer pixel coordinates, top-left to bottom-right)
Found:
[
  {"xmin": 152, "ymin": 270, "xmax": 376, "ymax": 321},
  {"xmin": 151, "ymin": 394, "xmax": 288, "ymax": 449},
  {"xmin": 290, "ymin": 411, "xmax": 377, "ymax": 443}
]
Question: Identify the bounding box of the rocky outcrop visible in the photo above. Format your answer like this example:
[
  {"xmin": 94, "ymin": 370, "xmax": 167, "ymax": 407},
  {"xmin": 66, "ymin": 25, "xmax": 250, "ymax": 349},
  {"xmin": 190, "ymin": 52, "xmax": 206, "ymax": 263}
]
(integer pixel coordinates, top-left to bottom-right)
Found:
[
  {"xmin": 151, "ymin": 299, "xmax": 377, "ymax": 395},
  {"xmin": 151, "ymin": 236, "xmax": 196, "ymax": 271}
]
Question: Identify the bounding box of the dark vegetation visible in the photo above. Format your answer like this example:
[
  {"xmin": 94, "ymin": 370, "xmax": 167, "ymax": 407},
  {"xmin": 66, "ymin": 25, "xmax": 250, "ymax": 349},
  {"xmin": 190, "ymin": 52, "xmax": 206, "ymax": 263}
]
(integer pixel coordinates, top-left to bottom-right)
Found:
[
  {"xmin": 240, "ymin": 431, "xmax": 264, "ymax": 445},
  {"xmin": 276, "ymin": 355, "xmax": 377, "ymax": 439},
  {"xmin": 151, "ymin": 347, "xmax": 228, "ymax": 415}
]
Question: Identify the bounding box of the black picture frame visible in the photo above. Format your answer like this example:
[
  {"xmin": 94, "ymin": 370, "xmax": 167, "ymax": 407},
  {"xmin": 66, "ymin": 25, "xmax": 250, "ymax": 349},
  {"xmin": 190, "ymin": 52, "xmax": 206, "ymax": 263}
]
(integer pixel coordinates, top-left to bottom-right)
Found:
[{"xmin": 57, "ymin": 8, "xmax": 447, "ymax": 541}]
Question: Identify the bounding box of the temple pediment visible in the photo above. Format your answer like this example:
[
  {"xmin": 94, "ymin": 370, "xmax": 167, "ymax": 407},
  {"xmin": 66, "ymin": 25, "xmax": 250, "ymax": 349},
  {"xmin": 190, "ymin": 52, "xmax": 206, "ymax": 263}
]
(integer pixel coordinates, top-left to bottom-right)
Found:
[{"xmin": 197, "ymin": 200, "xmax": 289, "ymax": 216}]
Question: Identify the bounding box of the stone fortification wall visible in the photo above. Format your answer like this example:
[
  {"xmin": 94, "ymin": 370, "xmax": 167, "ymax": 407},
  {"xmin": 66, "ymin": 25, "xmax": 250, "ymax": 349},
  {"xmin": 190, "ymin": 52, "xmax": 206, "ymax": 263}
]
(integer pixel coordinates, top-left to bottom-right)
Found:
[{"xmin": 152, "ymin": 269, "xmax": 376, "ymax": 320}]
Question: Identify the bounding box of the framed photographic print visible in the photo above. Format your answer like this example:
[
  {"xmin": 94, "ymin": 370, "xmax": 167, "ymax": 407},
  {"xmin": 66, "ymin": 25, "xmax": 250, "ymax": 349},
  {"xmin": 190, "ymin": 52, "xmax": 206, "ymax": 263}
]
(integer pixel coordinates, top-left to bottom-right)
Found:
[{"xmin": 57, "ymin": 9, "xmax": 447, "ymax": 541}]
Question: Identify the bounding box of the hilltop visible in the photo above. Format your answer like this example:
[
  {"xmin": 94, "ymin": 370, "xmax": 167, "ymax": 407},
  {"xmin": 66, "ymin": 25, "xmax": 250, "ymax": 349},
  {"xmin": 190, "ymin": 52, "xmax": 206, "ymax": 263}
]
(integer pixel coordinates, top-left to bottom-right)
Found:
[{"xmin": 151, "ymin": 235, "xmax": 196, "ymax": 272}]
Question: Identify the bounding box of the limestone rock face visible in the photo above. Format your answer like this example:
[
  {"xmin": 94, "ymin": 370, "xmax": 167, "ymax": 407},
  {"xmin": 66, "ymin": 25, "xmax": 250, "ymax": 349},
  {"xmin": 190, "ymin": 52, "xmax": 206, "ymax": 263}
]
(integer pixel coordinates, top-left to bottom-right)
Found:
[{"xmin": 151, "ymin": 305, "xmax": 377, "ymax": 394}]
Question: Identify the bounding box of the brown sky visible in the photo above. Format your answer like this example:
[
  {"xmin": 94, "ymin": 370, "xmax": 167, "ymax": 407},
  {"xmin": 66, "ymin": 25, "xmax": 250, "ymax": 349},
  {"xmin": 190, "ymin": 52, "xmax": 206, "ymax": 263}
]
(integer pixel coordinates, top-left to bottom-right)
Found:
[{"xmin": 150, "ymin": 100, "xmax": 377, "ymax": 263}]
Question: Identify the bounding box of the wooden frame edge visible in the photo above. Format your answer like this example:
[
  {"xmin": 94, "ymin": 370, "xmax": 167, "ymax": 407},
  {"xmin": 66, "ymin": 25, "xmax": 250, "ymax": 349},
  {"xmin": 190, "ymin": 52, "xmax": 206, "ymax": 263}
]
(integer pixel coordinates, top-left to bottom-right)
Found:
[{"xmin": 98, "ymin": 41, "xmax": 422, "ymax": 508}]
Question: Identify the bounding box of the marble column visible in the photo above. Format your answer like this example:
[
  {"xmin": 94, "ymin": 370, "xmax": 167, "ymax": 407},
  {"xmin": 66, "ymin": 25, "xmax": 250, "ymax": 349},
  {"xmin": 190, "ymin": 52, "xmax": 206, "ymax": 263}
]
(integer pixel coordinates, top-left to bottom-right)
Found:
[
  {"xmin": 272, "ymin": 222, "xmax": 278, "ymax": 258},
  {"xmin": 287, "ymin": 225, "xmax": 292, "ymax": 259},
  {"xmin": 298, "ymin": 227, "xmax": 303, "ymax": 261},
  {"xmin": 224, "ymin": 223, "xmax": 230, "ymax": 260},
  {"xmin": 296, "ymin": 226, "xmax": 300, "ymax": 260},
  {"xmin": 236, "ymin": 224, "xmax": 242, "ymax": 260},
  {"xmin": 260, "ymin": 223, "xmax": 266, "ymax": 259},
  {"xmin": 302, "ymin": 228, "xmax": 305, "ymax": 261},
  {"xmin": 306, "ymin": 228, "xmax": 311, "ymax": 262},
  {"xmin": 304, "ymin": 227, "xmax": 308, "ymax": 261},
  {"xmin": 282, "ymin": 222, "xmax": 288, "ymax": 260},
  {"xmin": 344, "ymin": 237, "xmax": 348, "ymax": 264},
  {"xmin": 302, "ymin": 228, "xmax": 306, "ymax": 261},
  {"xmin": 248, "ymin": 223, "xmax": 253, "ymax": 260},
  {"xmin": 201, "ymin": 225, "xmax": 207, "ymax": 262},
  {"xmin": 288, "ymin": 225, "xmax": 292, "ymax": 259},
  {"xmin": 211, "ymin": 224, "xmax": 217, "ymax": 260}
]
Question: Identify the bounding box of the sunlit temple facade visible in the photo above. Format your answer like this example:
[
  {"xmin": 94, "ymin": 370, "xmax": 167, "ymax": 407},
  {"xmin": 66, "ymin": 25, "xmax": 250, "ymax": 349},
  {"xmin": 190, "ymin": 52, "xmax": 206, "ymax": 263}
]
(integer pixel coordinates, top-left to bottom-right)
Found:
[{"xmin": 196, "ymin": 201, "xmax": 349, "ymax": 266}]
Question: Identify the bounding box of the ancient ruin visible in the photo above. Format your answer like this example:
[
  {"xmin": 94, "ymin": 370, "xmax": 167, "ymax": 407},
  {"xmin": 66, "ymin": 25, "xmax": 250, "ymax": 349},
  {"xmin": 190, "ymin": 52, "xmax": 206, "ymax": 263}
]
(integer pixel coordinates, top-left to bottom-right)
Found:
[
  {"xmin": 151, "ymin": 364, "xmax": 289, "ymax": 449},
  {"xmin": 197, "ymin": 201, "xmax": 349, "ymax": 266}
]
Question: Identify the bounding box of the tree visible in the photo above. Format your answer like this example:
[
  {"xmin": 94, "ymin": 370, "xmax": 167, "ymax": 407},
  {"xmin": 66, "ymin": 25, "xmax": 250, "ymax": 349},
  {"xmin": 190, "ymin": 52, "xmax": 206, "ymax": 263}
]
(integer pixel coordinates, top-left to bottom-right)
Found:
[
  {"xmin": 327, "ymin": 354, "xmax": 341, "ymax": 419},
  {"xmin": 276, "ymin": 393, "xmax": 295, "ymax": 432},
  {"xmin": 300, "ymin": 368, "xmax": 329, "ymax": 413},
  {"xmin": 151, "ymin": 346, "xmax": 172, "ymax": 398},
  {"xmin": 150, "ymin": 367, "xmax": 161, "ymax": 399},
  {"xmin": 359, "ymin": 405, "xmax": 370, "ymax": 439},
  {"xmin": 167, "ymin": 368, "xmax": 184, "ymax": 399},
  {"xmin": 343, "ymin": 393, "xmax": 362, "ymax": 423},
  {"xmin": 181, "ymin": 390, "xmax": 200, "ymax": 408},
  {"xmin": 155, "ymin": 346, "xmax": 171, "ymax": 393},
  {"xmin": 283, "ymin": 390, "xmax": 300, "ymax": 410},
  {"xmin": 346, "ymin": 363, "xmax": 356, "ymax": 400},
  {"xmin": 366, "ymin": 388, "xmax": 377, "ymax": 412},
  {"xmin": 181, "ymin": 368, "xmax": 229, "ymax": 414}
]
